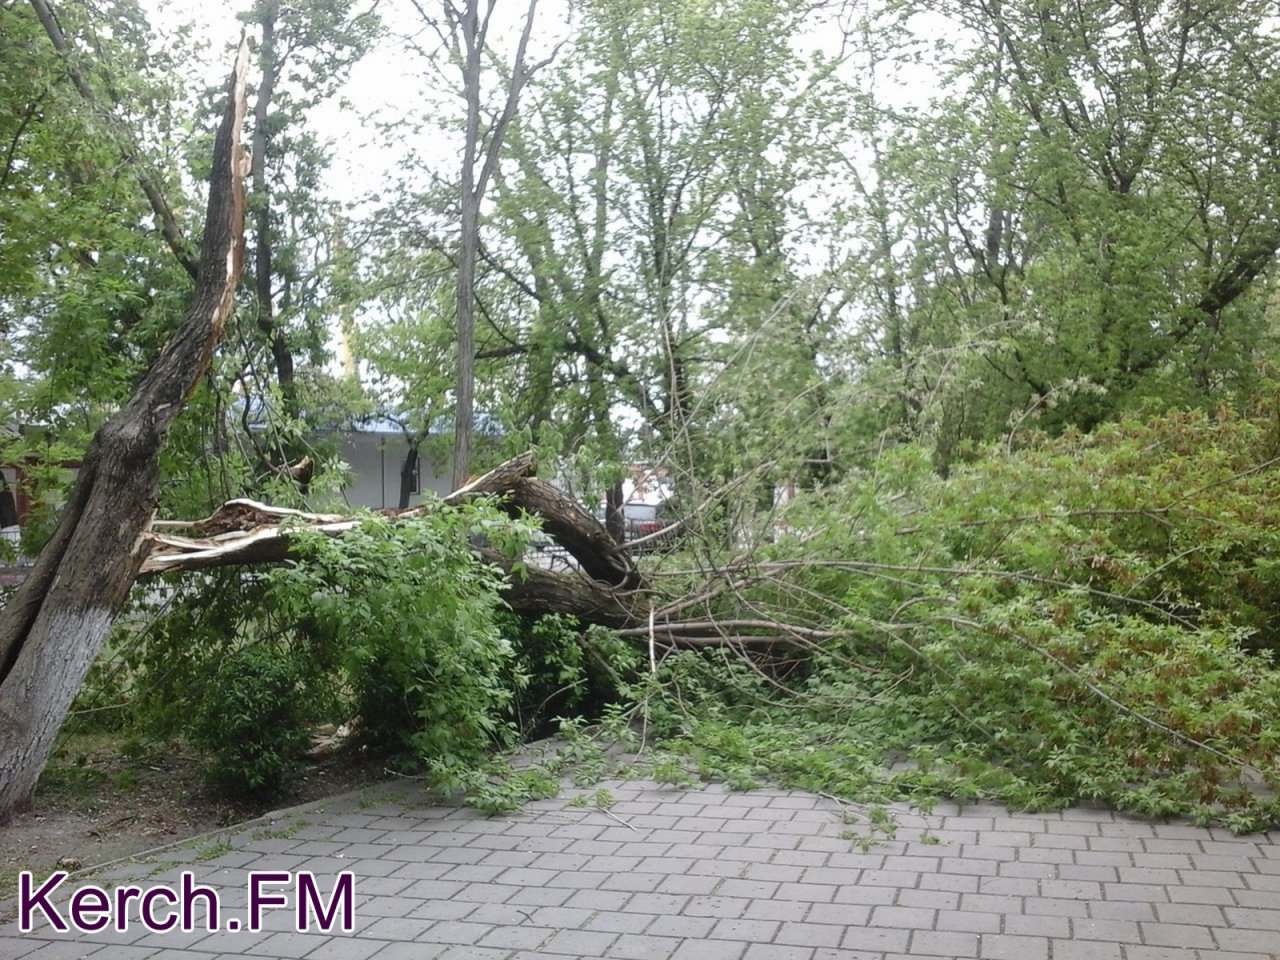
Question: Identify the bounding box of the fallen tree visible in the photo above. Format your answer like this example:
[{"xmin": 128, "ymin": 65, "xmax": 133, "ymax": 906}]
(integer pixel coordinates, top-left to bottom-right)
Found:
[
  {"xmin": 142, "ymin": 453, "xmax": 649, "ymax": 627},
  {"xmin": 136, "ymin": 452, "xmax": 833, "ymax": 648}
]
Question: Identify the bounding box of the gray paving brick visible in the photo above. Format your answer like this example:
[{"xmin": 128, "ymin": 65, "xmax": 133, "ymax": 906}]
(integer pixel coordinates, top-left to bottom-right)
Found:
[
  {"xmin": 959, "ymin": 893, "xmax": 1024, "ymax": 914},
  {"xmin": 978, "ymin": 933, "xmax": 1049, "ymax": 959},
  {"xmin": 562, "ymin": 888, "xmax": 631, "ymax": 912},
  {"xmin": 773, "ymin": 921, "xmax": 844, "ymax": 948},
  {"xmin": 934, "ymin": 911, "xmax": 1000, "ymax": 934},
  {"xmin": 538, "ymin": 929, "xmax": 619, "ymax": 955},
  {"xmin": 941, "ymin": 858, "xmax": 1001, "ymax": 875},
  {"xmin": 1103, "ymin": 883, "xmax": 1170, "ymax": 902},
  {"xmin": 1165, "ymin": 885, "xmax": 1234, "ymax": 905},
  {"xmin": 582, "ymin": 912, "xmax": 654, "ymax": 935},
  {"xmin": 647, "ymin": 915, "xmax": 717, "ymax": 939},
  {"xmin": 1071, "ymin": 918, "xmax": 1140, "ymax": 941},
  {"xmin": 840, "ymin": 925, "xmax": 911, "ymax": 952},
  {"xmin": 1230, "ymin": 889, "xmax": 1275, "ymax": 908},
  {"xmin": 4, "ymin": 780, "xmax": 1279, "ymax": 960},
  {"xmin": 909, "ymin": 929, "xmax": 980, "ymax": 956},
  {"xmin": 502, "ymin": 903, "xmax": 588, "ymax": 932},
  {"xmin": 368, "ymin": 947, "xmax": 448, "ymax": 960},
  {"xmin": 1221, "ymin": 907, "xmax": 1280, "ymax": 930},
  {"xmin": 1025, "ymin": 896, "xmax": 1090, "ymax": 917},
  {"xmin": 1042, "ymin": 879, "xmax": 1103, "ymax": 900},
  {"xmin": 604, "ymin": 934, "xmax": 684, "ymax": 959},
  {"xmin": 709, "ymin": 918, "xmax": 781, "ymax": 942},
  {"xmin": 1213, "ymin": 928, "xmax": 1280, "ymax": 954},
  {"xmin": 669, "ymin": 938, "xmax": 746, "ymax": 959},
  {"xmin": 869, "ymin": 905, "xmax": 936, "ymax": 929},
  {"xmin": 919, "ymin": 872, "xmax": 980, "ymax": 894},
  {"xmin": 1003, "ymin": 914, "xmax": 1071, "ymax": 938},
  {"xmin": 741, "ymin": 899, "xmax": 810, "ymax": 922},
  {"xmin": 502, "ymin": 886, "xmax": 576, "ymax": 907},
  {"xmin": 1152, "ymin": 903, "xmax": 1222, "ymax": 925},
  {"xmin": 896, "ymin": 888, "xmax": 958, "ymax": 910},
  {"xmin": 682, "ymin": 896, "xmax": 751, "ymax": 919},
  {"xmin": 81, "ymin": 947, "xmax": 164, "ymax": 960},
  {"xmin": 360, "ymin": 916, "xmax": 437, "ymax": 941},
  {"xmin": 436, "ymin": 946, "xmax": 508, "ymax": 960},
  {"xmin": 474, "ymin": 925, "xmax": 554, "ymax": 950},
  {"xmin": 1088, "ymin": 900, "xmax": 1155, "ymax": 921},
  {"xmin": 654, "ymin": 874, "xmax": 720, "ymax": 896},
  {"xmin": 975, "ymin": 877, "xmax": 1039, "ymax": 897},
  {"xmin": 1136, "ymin": 921, "xmax": 1215, "ymax": 948},
  {"xmin": 742, "ymin": 945, "xmax": 817, "ymax": 960},
  {"xmin": 1050, "ymin": 940, "xmax": 1122, "ymax": 959}
]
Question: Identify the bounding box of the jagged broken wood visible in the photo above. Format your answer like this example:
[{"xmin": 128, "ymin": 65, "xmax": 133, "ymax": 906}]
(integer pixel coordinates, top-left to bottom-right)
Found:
[
  {"xmin": 140, "ymin": 452, "xmax": 646, "ymax": 626},
  {"xmin": 0, "ymin": 38, "xmax": 251, "ymax": 821},
  {"xmin": 136, "ymin": 452, "xmax": 841, "ymax": 653}
]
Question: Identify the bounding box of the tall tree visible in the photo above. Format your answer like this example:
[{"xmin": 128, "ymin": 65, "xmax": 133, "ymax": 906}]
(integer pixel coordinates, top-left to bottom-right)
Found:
[
  {"xmin": 0, "ymin": 31, "xmax": 249, "ymax": 821},
  {"xmin": 850, "ymin": 0, "xmax": 1280, "ymax": 457},
  {"xmin": 477, "ymin": 0, "xmax": 852, "ymax": 490},
  {"xmin": 409, "ymin": 0, "xmax": 556, "ymax": 489},
  {"xmin": 237, "ymin": 0, "xmax": 379, "ymax": 480}
]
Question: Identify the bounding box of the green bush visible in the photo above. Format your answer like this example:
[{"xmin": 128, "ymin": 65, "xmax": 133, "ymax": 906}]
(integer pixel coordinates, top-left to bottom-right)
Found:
[
  {"xmin": 187, "ymin": 645, "xmax": 311, "ymax": 798},
  {"xmin": 124, "ymin": 501, "xmax": 546, "ymax": 799},
  {"xmin": 260, "ymin": 502, "xmax": 539, "ymax": 781}
]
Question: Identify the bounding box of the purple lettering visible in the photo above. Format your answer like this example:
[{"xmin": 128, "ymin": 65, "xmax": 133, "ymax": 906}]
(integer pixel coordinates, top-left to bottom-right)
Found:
[
  {"xmin": 296, "ymin": 872, "xmax": 355, "ymax": 932},
  {"xmin": 69, "ymin": 885, "xmax": 110, "ymax": 932},
  {"xmin": 181, "ymin": 872, "xmax": 219, "ymax": 931},
  {"xmin": 18, "ymin": 872, "xmax": 68, "ymax": 933},
  {"xmin": 141, "ymin": 885, "xmax": 179, "ymax": 931},
  {"xmin": 113, "ymin": 885, "xmax": 141, "ymax": 931},
  {"xmin": 247, "ymin": 871, "xmax": 291, "ymax": 931}
]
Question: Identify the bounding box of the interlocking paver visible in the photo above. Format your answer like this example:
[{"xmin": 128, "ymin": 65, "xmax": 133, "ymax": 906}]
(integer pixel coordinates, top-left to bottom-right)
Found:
[
  {"xmin": 979, "ymin": 933, "xmax": 1049, "ymax": 959},
  {"xmin": 3, "ymin": 777, "xmax": 1277, "ymax": 960}
]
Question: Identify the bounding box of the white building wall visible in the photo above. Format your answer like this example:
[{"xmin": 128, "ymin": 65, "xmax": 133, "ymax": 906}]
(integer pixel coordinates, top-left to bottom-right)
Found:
[{"xmin": 330, "ymin": 433, "xmax": 452, "ymax": 510}]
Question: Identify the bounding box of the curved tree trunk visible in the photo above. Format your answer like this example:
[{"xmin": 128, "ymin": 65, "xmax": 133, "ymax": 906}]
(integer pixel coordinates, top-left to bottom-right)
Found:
[{"xmin": 0, "ymin": 43, "xmax": 250, "ymax": 821}]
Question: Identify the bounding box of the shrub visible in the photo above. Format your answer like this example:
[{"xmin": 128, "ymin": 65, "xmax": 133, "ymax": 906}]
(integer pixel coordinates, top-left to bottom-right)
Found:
[{"xmin": 187, "ymin": 645, "xmax": 311, "ymax": 798}]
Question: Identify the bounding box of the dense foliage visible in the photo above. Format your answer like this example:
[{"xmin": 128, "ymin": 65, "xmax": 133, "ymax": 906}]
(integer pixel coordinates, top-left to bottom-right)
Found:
[
  {"xmin": 642, "ymin": 403, "xmax": 1280, "ymax": 829},
  {"xmin": 6, "ymin": 0, "xmax": 1280, "ymax": 826}
]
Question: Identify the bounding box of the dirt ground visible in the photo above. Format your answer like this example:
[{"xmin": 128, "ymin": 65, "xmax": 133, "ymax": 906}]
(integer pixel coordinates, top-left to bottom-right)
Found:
[{"xmin": 0, "ymin": 733, "xmax": 386, "ymax": 912}]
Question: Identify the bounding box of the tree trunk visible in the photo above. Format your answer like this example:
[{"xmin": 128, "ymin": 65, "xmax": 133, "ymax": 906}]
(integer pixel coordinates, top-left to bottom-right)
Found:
[
  {"xmin": 444, "ymin": 0, "xmax": 547, "ymax": 490},
  {"xmin": 451, "ymin": 0, "xmax": 482, "ymax": 491},
  {"xmin": 0, "ymin": 44, "xmax": 250, "ymax": 821},
  {"xmin": 398, "ymin": 435, "xmax": 423, "ymax": 509},
  {"xmin": 250, "ymin": 0, "xmax": 296, "ymax": 414},
  {"xmin": 141, "ymin": 452, "xmax": 824, "ymax": 663},
  {"xmin": 141, "ymin": 452, "xmax": 646, "ymax": 617}
]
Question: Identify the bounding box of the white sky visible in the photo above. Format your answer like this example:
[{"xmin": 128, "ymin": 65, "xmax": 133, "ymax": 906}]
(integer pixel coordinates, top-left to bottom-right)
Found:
[
  {"xmin": 139, "ymin": 0, "xmax": 949, "ymax": 210},
  {"xmin": 141, "ymin": 0, "xmax": 579, "ymax": 208}
]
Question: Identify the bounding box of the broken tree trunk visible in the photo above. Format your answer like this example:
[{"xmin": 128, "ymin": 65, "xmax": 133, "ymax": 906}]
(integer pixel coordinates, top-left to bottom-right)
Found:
[
  {"xmin": 0, "ymin": 43, "xmax": 250, "ymax": 821},
  {"xmin": 140, "ymin": 452, "xmax": 647, "ymax": 626}
]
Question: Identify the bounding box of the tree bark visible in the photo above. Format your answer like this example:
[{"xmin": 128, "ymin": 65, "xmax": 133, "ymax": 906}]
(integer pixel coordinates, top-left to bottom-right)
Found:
[
  {"xmin": 250, "ymin": 0, "xmax": 297, "ymax": 412},
  {"xmin": 139, "ymin": 452, "xmax": 831, "ymax": 672},
  {"xmin": 398, "ymin": 436, "xmax": 423, "ymax": 509},
  {"xmin": 443, "ymin": 0, "xmax": 549, "ymax": 490},
  {"xmin": 0, "ymin": 43, "xmax": 250, "ymax": 821}
]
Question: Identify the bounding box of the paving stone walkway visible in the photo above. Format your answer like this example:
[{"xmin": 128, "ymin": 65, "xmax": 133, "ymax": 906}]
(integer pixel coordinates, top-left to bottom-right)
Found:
[{"xmin": 2, "ymin": 777, "xmax": 1277, "ymax": 959}]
